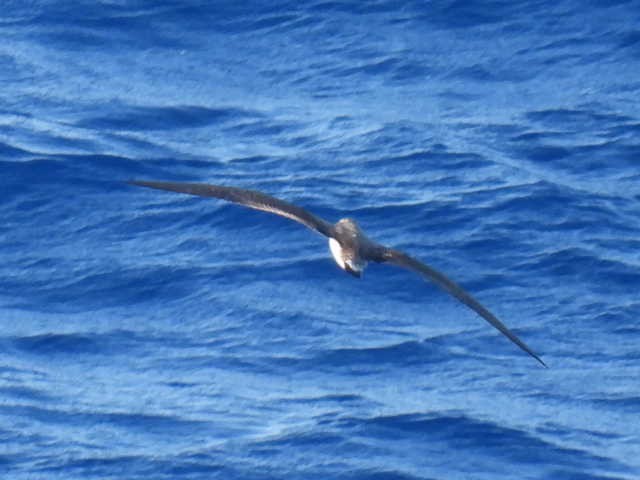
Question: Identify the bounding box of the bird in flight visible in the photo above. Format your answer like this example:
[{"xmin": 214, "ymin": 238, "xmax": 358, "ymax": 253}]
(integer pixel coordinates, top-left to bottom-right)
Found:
[{"xmin": 130, "ymin": 180, "xmax": 546, "ymax": 367}]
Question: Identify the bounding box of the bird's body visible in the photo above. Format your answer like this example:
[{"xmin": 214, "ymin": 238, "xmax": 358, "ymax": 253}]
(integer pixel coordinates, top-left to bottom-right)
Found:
[
  {"xmin": 330, "ymin": 218, "xmax": 376, "ymax": 277},
  {"xmin": 130, "ymin": 180, "xmax": 546, "ymax": 367}
]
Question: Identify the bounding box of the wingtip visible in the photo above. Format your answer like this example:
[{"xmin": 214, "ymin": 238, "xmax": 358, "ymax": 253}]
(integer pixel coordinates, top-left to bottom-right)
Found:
[
  {"xmin": 523, "ymin": 344, "xmax": 547, "ymax": 368},
  {"xmin": 534, "ymin": 355, "xmax": 548, "ymax": 369}
]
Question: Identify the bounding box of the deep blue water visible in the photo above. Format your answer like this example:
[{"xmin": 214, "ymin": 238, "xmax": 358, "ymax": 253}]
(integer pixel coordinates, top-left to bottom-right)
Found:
[{"xmin": 2, "ymin": 1, "xmax": 640, "ymax": 479}]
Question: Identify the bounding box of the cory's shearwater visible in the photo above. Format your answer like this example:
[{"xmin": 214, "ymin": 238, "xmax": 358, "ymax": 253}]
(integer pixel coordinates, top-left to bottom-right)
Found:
[{"xmin": 130, "ymin": 180, "xmax": 546, "ymax": 367}]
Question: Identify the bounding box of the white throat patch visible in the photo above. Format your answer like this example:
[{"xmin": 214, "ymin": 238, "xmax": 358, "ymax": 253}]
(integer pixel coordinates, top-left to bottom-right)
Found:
[{"xmin": 328, "ymin": 237, "xmax": 346, "ymax": 270}]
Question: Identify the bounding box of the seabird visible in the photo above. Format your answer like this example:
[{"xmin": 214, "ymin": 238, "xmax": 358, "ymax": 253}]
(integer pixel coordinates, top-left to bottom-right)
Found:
[{"xmin": 130, "ymin": 180, "xmax": 546, "ymax": 367}]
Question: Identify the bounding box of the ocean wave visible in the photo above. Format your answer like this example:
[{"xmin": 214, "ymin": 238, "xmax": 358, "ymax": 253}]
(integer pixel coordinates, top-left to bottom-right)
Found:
[{"xmin": 2, "ymin": 0, "xmax": 640, "ymax": 478}]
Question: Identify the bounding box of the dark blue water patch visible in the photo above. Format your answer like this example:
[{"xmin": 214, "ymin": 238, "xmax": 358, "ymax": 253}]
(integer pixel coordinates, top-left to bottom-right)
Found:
[
  {"xmin": 0, "ymin": 154, "xmax": 160, "ymax": 199},
  {"xmin": 350, "ymin": 199, "xmax": 453, "ymax": 224},
  {"xmin": 525, "ymin": 108, "xmax": 635, "ymax": 130},
  {"xmin": 0, "ymin": 429, "xmax": 54, "ymax": 473},
  {"xmin": 76, "ymin": 104, "xmax": 258, "ymax": 132},
  {"xmin": 154, "ymin": 352, "xmax": 269, "ymax": 376},
  {"xmin": 33, "ymin": 453, "xmax": 230, "ymax": 480},
  {"xmin": 10, "ymin": 333, "xmax": 103, "ymax": 356},
  {"xmin": 34, "ymin": 265, "xmax": 202, "ymax": 311},
  {"xmin": 338, "ymin": 413, "xmax": 629, "ymax": 474},
  {"xmin": 593, "ymin": 303, "xmax": 640, "ymax": 334},
  {"xmin": 418, "ymin": 0, "xmax": 524, "ymax": 29},
  {"xmin": 193, "ymin": 256, "xmax": 330, "ymax": 287},
  {"xmin": 516, "ymin": 144, "xmax": 571, "ymax": 163},
  {"xmin": 538, "ymin": 51, "xmax": 594, "ymax": 69},
  {"xmin": 210, "ymin": 12, "xmax": 304, "ymax": 34},
  {"xmin": 347, "ymin": 124, "xmax": 438, "ymax": 157},
  {"xmin": 330, "ymin": 263, "xmax": 449, "ymax": 303},
  {"xmin": 370, "ymin": 150, "xmax": 492, "ymax": 171},
  {"xmin": 13, "ymin": 3, "xmax": 197, "ymax": 50},
  {"xmin": 461, "ymin": 181, "xmax": 630, "ymax": 231},
  {"xmin": 147, "ymin": 156, "xmax": 229, "ymax": 173},
  {"xmin": 618, "ymin": 29, "xmax": 640, "ymax": 52},
  {"xmin": 607, "ymin": 120, "xmax": 640, "ymax": 140},
  {"xmin": 516, "ymin": 247, "xmax": 640, "ymax": 295},
  {"xmin": 309, "ymin": 338, "xmax": 457, "ymax": 371},
  {"xmin": 236, "ymin": 306, "xmax": 336, "ymax": 339},
  {"xmin": 147, "ymin": 2, "xmax": 314, "ymax": 35},
  {"xmin": 35, "ymin": 25, "xmax": 114, "ymax": 50},
  {"xmin": 537, "ymin": 422, "xmax": 623, "ymax": 443},
  {"xmin": 46, "ymin": 132, "xmax": 103, "ymax": 154},
  {"xmin": 588, "ymin": 0, "xmax": 639, "ymax": 6},
  {"xmin": 223, "ymin": 119, "xmax": 294, "ymax": 138},
  {"xmin": 75, "ymin": 154, "xmax": 169, "ymax": 181},
  {"xmin": 516, "ymin": 35, "xmax": 589, "ymax": 60},
  {"xmin": 509, "ymin": 130, "xmax": 573, "ymax": 145},
  {"xmin": 248, "ymin": 431, "xmax": 375, "ymax": 477},
  {"xmin": 0, "ymin": 385, "xmax": 55, "ymax": 402},
  {"xmin": 117, "ymin": 205, "xmax": 213, "ymax": 234},
  {"xmin": 447, "ymin": 62, "xmax": 534, "ymax": 83},
  {"xmin": 461, "ymin": 234, "xmax": 524, "ymax": 261},
  {"xmin": 100, "ymin": 133, "xmax": 177, "ymax": 158},
  {"xmin": 254, "ymin": 430, "xmax": 347, "ymax": 448},
  {"xmin": 511, "ymin": 128, "xmax": 640, "ymax": 174},
  {"xmin": 1, "ymin": 404, "xmax": 212, "ymax": 437},
  {"xmin": 0, "ymin": 141, "xmax": 32, "ymax": 158},
  {"xmin": 340, "ymin": 470, "xmax": 429, "ymax": 480},
  {"xmin": 0, "ymin": 158, "xmax": 72, "ymax": 187},
  {"xmin": 389, "ymin": 60, "xmax": 433, "ymax": 82},
  {"xmin": 191, "ymin": 331, "xmax": 460, "ymax": 377},
  {"xmin": 7, "ymin": 328, "xmax": 187, "ymax": 358},
  {"xmin": 226, "ymin": 153, "xmax": 323, "ymax": 172},
  {"xmin": 327, "ymin": 56, "xmax": 398, "ymax": 78},
  {"xmin": 0, "ymin": 53, "xmax": 25, "ymax": 81},
  {"xmin": 516, "ymin": 140, "xmax": 640, "ymax": 174},
  {"xmin": 592, "ymin": 395, "xmax": 640, "ymax": 413},
  {"xmin": 544, "ymin": 470, "xmax": 629, "ymax": 480},
  {"xmin": 318, "ymin": 55, "xmax": 434, "ymax": 85},
  {"xmin": 226, "ymin": 154, "xmax": 274, "ymax": 165},
  {"xmin": 281, "ymin": 393, "xmax": 366, "ymax": 408},
  {"xmin": 307, "ymin": 0, "xmax": 408, "ymax": 15}
]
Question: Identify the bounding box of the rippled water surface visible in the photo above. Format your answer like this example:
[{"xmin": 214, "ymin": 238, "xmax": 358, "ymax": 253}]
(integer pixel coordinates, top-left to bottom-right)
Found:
[{"xmin": 2, "ymin": 1, "xmax": 640, "ymax": 479}]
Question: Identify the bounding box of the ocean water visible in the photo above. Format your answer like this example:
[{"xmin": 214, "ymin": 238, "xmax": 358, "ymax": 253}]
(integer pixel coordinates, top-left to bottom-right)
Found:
[{"xmin": 2, "ymin": 1, "xmax": 640, "ymax": 479}]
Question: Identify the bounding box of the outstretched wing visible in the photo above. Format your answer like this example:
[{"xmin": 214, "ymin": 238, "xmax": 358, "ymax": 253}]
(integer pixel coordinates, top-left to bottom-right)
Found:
[
  {"xmin": 369, "ymin": 247, "xmax": 546, "ymax": 367},
  {"xmin": 129, "ymin": 180, "xmax": 335, "ymax": 238}
]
